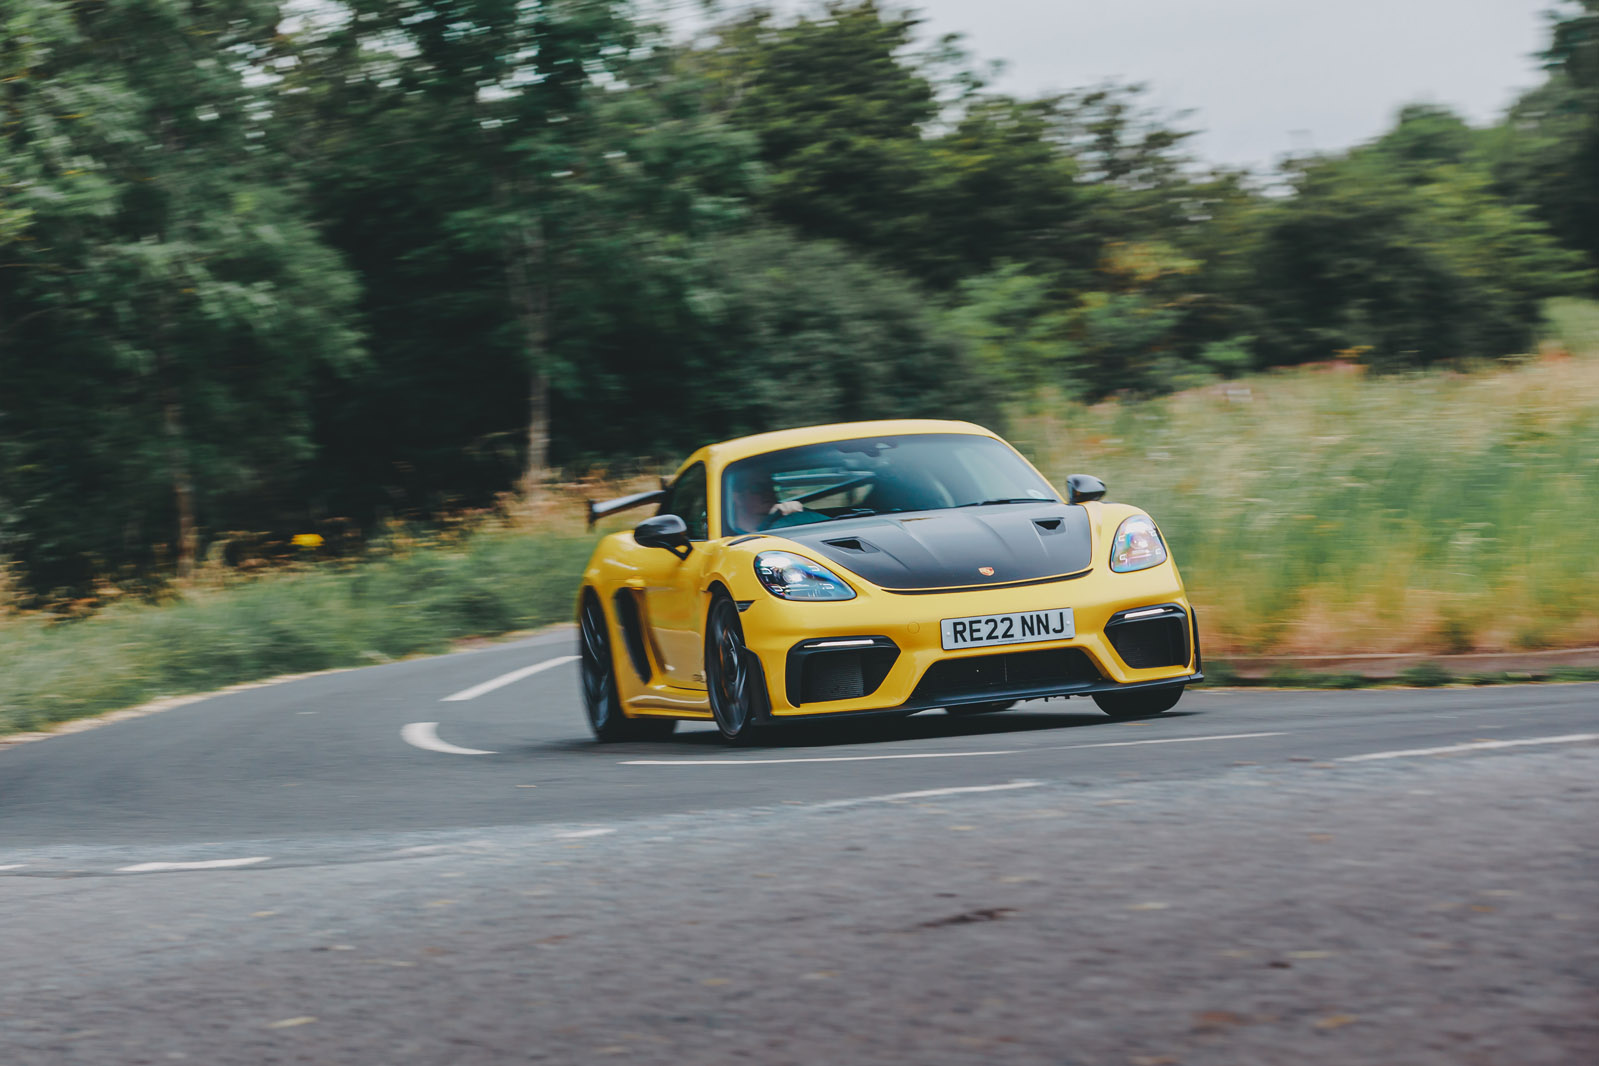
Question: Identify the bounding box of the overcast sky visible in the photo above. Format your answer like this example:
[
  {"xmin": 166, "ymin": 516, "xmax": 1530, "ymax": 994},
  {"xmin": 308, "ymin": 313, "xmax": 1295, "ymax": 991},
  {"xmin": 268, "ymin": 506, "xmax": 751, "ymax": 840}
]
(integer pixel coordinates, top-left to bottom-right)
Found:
[{"xmin": 666, "ymin": 0, "xmax": 1561, "ymax": 172}]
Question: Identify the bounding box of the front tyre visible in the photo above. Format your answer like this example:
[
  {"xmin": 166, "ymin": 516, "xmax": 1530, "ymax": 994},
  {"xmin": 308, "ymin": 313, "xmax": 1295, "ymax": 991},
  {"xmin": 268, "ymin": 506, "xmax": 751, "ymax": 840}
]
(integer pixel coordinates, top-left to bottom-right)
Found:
[
  {"xmin": 579, "ymin": 592, "xmax": 675, "ymax": 742},
  {"xmin": 1092, "ymin": 685, "xmax": 1183, "ymax": 719},
  {"xmin": 705, "ymin": 594, "xmax": 770, "ymax": 743}
]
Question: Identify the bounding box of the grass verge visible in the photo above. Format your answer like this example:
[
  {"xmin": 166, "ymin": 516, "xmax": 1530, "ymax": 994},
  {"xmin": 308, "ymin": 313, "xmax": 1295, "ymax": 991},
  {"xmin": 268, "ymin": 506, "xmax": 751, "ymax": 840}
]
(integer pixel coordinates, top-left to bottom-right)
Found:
[
  {"xmin": 0, "ymin": 530, "xmax": 592, "ymax": 735},
  {"xmin": 1202, "ymin": 660, "xmax": 1599, "ymax": 689}
]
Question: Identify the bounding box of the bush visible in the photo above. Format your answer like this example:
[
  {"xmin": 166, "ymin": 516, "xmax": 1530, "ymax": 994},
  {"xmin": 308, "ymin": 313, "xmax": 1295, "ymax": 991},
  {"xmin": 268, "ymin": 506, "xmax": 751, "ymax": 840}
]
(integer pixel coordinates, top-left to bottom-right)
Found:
[{"xmin": 1398, "ymin": 662, "xmax": 1452, "ymax": 688}]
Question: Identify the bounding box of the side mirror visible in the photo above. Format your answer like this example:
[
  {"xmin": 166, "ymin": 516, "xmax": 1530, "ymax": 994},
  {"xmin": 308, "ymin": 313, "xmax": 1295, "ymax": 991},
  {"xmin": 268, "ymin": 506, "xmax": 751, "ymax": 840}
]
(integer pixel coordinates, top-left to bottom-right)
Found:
[
  {"xmin": 1066, "ymin": 474, "xmax": 1107, "ymax": 504},
  {"xmin": 634, "ymin": 513, "xmax": 691, "ymax": 559}
]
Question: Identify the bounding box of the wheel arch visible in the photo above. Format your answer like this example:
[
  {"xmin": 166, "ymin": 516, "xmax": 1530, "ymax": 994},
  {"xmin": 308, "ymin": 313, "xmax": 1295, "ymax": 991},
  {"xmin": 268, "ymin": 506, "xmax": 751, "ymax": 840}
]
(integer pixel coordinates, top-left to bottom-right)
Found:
[
  {"xmin": 704, "ymin": 577, "xmax": 735, "ymax": 607},
  {"xmin": 702, "ymin": 584, "xmax": 775, "ymax": 735}
]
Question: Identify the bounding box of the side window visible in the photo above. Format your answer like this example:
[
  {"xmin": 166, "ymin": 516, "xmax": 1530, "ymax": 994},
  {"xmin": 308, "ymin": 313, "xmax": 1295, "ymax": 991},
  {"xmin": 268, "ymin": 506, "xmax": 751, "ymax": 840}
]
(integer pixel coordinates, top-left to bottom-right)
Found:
[{"xmin": 659, "ymin": 463, "xmax": 709, "ymax": 541}]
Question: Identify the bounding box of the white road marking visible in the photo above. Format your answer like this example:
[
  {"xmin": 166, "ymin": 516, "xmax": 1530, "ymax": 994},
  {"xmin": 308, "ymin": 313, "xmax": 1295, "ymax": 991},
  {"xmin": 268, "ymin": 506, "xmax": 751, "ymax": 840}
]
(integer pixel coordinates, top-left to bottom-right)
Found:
[
  {"xmin": 810, "ymin": 780, "xmax": 1045, "ymax": 809},
  {"xmin": 622, "ymin": 731, "xmax": 1286, "ymax": 766},
  {"xmin": 402, "ymin": 722, "xmax": 496, "ymax": 756},
  {"xmin": 625, "ymin": 749, "xmax": 1022, "ymax": 766},
  {"xmin": 441, "ymin": 655, "xmax": 579, "ymax": 702},
  {"xmin": 118, "ymin": 857, "xmax": 269, "ymax": 873},
  {"xmin": 1339, "ymin": 733, "xmax": 1599, "ymax": 762},
  {"xmin": 0, "ymin": 864, "xmax": 26, "ymax": 871},
  {"xmin": 1049, "ymin": 731, "xmax": 1286, "ymax": 750},
  {"xmin": 556, "ymin": 828, "xmax": 615, "ymax": 839}
]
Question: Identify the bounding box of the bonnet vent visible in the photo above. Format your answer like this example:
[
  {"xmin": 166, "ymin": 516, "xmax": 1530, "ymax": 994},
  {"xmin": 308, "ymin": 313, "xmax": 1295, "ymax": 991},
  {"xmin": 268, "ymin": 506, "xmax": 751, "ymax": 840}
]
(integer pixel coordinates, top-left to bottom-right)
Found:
[{"xmin": 824, "ymin": 537, "xmax": 880, "ymax": 554}]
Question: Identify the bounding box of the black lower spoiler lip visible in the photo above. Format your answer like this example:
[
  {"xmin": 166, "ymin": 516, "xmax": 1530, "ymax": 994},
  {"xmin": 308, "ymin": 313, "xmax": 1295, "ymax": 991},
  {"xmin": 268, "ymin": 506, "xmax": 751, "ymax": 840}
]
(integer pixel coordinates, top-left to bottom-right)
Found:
[
  {"xmin": 587, "ymin": 488, "xmax": 666, "ymax": 529},
  {"xmin": 759, "ymin": 673, "xmax": 1203, "ymax": 722},
  {"xmin": 894, "ymin": 672, "xmax": 1202, "ymax": 714},
  {"xmin": 761, "ymin": 671, "xmax": 1202, "ymax": 722}
]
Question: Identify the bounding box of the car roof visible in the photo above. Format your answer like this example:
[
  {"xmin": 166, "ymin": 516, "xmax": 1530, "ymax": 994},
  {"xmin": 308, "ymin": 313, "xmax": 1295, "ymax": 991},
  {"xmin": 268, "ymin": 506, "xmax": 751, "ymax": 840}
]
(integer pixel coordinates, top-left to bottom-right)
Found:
[{"xmin": 701, "ymin": 419, "xmax": 997, "ymax": 470}]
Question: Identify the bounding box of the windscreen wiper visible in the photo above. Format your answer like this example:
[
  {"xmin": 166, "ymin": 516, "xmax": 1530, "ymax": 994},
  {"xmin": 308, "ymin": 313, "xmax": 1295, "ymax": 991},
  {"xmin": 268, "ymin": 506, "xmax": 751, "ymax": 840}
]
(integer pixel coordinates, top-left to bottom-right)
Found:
[{"xmin": 958, "ymin": 498, "xmax": 1046, "ymax": 507}]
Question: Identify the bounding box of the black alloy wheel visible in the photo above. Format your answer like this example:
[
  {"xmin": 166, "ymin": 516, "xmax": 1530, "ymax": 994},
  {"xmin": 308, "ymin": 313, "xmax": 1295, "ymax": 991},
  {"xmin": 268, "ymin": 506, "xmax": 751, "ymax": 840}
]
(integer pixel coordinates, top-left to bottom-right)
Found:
[
  {"xmin": 1092, "ymin": 685, "xmax": 1183, "ymax": 719},
  {"xmin": 579, "ymin": 592, "xmax": 675, "ymax": 742},
  {"xmin": 705, "ymin": 594, "xmax": 769, "ymax": 743}
]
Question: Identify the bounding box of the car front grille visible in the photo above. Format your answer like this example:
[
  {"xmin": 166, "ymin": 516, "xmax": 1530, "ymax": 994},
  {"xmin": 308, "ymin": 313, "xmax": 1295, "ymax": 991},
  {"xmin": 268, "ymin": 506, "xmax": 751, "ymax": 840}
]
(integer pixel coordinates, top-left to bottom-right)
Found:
[{"xmin": 909, "ymin": 647, "xmax": 1100, "ymax": 705}]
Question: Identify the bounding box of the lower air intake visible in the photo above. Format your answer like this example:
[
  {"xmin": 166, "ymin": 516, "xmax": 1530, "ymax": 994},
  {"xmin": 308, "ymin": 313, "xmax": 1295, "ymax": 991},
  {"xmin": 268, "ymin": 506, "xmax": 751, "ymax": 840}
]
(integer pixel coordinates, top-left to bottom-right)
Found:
[
  {"xmin": 792, "ymin": 645, "xmax": 899, "ymax": 705},
  {"xmin": 804, "ymin": 652, "xmax": 865, "ymax": 702},
  {"xmin": 1107, "ymin": 614, "xmax": 1189, "ymax": 669}
]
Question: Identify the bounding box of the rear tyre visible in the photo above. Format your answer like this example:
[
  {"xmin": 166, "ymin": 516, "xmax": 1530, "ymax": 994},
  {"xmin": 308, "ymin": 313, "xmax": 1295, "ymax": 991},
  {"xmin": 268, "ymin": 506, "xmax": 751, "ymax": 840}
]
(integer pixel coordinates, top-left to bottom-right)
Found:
[
  {"xmin": 1092, "ymin": 686, "xmax": 1183, "ymax": 719},
  {"xmin": 946, "ymin": 700, "xmax": 1015, "ymax": 716},
  {"xmin": 579, "ymin": 592, "xmax": 676, "ymax": 742},
  {"xmin": 705, "ymin": 594, "xmax": 770, "ymax": 744}
]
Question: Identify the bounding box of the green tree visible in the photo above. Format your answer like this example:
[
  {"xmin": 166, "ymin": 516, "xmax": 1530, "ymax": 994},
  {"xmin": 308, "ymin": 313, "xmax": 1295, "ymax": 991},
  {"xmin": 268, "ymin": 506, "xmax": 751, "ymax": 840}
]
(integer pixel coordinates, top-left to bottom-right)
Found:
[
  {"xmin": 527, "ymin": 225, "xmax": 998, "ymax": 461},
  {"xmin": 1248, "ymin": 154, "xmax": 1591, "ymax": 368},
  {"xmin": 1489, "ymin": 1, "xmax": 1599, "ymax": 279},
  {"xmin": 694, "ymin": 2, "xmax": 939, "ymax": 270},
  {"xmin": 945, "ymin": 264, "xmax": 1070, "ymax": 397},
  {"xmin": 279, "ymin": 0, "xmax": 758, "ymax": 506},
  {"xmin": 941, "ymin": 87, "xmax": 1262, "ymax": 398},
  {"xmin": 693, "ymin": 2, "xmax": 1088, "ymax": 288},
  {"xmin": 683, "ymin": 227, "xmax": 998, "ymax": 446},
  {"xmin": 0, "ymin": 0, "xmax": 363, "ymax": 588},
  {"xmin": 919, "ymin": 95, "xmax": 1089, "ymax": 288},
  {"xmin": 1371, "ymin": 103, "xmax": 1478, "ymax": 178},
  {"xmin": 1047, "ymin": 83, "xmax": 1200, "ymax": 245}
]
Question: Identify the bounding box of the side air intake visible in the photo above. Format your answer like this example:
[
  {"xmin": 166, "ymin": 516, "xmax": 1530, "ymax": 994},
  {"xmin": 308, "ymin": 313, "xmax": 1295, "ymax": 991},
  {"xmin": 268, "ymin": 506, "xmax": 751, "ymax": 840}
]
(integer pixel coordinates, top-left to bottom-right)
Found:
[
  {"xmin": 1105, "ymin": 605, "xmax": 1190, "ymax": 670},
  {"xmin": 785, "ymin": 637, "xmax": 899, "ymax": 706}
]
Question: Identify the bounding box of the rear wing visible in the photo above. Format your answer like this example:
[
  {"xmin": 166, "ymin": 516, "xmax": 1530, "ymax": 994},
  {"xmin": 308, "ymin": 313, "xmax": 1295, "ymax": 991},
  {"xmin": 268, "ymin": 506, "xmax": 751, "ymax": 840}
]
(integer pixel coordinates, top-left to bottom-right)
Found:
[{"xmin": 586, "ymin": 479, "xmax": 669, "ymax": 529}]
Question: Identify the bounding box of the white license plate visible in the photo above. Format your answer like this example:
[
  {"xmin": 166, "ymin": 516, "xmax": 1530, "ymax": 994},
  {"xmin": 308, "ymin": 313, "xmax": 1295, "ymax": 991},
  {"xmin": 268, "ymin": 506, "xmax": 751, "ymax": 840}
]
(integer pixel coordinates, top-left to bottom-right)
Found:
[{"xmin": 940, "ymin": 608, "xmax": 1075, "ymax": 650}]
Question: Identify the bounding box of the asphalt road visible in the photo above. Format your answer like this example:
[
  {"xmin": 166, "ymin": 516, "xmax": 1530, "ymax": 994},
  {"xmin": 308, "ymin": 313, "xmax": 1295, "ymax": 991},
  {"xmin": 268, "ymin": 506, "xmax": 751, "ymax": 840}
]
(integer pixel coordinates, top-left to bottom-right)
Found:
[{"xmin": 2, "ymin": 630, "xmax": 1595, "ymax": 1064}]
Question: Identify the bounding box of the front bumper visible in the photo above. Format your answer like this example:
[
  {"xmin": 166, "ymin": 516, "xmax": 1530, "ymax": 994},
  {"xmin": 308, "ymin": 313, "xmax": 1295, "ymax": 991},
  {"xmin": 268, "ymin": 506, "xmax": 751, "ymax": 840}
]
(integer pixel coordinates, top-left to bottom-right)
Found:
[{"xmin": 740, "ymin": 562, "xmax": 1199, "ymax": 717}]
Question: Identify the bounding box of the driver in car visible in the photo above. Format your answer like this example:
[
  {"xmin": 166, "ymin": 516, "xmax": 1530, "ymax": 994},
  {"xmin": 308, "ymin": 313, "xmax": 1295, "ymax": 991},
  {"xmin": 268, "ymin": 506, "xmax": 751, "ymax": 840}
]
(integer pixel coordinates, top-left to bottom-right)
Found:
[{"xmin": 731, "ymin": 471, "xmax": 828, "ymax": 534}]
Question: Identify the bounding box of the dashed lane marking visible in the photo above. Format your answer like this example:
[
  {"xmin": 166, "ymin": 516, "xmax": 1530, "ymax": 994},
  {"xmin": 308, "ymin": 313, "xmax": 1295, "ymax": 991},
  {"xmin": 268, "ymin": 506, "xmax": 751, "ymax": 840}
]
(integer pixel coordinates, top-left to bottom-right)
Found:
[
  {"xmin": 556, "ymin": 828, "xmax": 616, "ymax": 839},
  {"xmin": 0, "ymin": 864, "xmax": 26, "ymax": 871},
  {"xmin": 1046, "ymin": 731, "xmax": 1286, "ymax": 750},
  {"xmin": 441, "ymin": 655, "xmax": 579, "ymax": 702},
  {"xmin": 402, "ymin": 722, "xmax": 497, "ymax": 756},
  {"xmin": 118, "ymin": 857, "xmax": 269, "ymax": 873},
  {"xmin": 621, "ymin": 731, "xmax": 1287, "ymax": 766},
  {"xmin": 1339, "ymin": 733, "xmax": 1599, "ymax": 762}
]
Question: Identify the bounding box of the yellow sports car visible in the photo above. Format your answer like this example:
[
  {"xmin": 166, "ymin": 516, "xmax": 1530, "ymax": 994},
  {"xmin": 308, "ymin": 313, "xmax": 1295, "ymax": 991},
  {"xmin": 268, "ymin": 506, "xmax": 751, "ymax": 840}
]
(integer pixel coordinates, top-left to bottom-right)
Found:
[{"xmin": 578, "ymin": 419, "xmax": 1202, "ymax": 742}]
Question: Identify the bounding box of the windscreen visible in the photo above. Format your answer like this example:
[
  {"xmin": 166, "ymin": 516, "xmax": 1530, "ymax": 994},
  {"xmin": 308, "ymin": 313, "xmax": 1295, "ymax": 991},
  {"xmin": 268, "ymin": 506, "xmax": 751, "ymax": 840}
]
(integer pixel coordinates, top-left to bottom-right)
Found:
[{"xmin": 721, "ymin": 433, "xmax": 1059, "ymax": 536}]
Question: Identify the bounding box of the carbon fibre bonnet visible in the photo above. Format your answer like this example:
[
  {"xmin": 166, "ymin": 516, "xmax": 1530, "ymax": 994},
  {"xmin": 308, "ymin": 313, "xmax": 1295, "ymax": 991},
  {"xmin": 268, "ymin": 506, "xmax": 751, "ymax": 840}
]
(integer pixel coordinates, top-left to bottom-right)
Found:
[{"xmin": 778, "ymin": 503, "xmax": 1093, "ymax": 591}]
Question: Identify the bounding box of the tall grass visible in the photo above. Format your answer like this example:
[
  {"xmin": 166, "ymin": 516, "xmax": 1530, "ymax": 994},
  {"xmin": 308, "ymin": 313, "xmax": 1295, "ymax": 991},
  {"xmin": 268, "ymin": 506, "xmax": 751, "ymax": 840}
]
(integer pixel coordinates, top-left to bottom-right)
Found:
[
  {"xmin": 0, "ymin": 530, "xmax": 593, "ymax": 734},
  {"xmin": 1011, "ymin": 299, "xmax": 1599, "ymax": 655}
]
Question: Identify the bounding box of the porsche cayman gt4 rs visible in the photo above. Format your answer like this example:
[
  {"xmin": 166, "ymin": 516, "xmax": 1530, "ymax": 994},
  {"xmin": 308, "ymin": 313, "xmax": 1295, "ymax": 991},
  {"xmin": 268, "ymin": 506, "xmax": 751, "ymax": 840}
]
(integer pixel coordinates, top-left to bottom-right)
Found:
[{"xmin": 577, "ymin": 419, "xmax": 1201, "ymax": 742}]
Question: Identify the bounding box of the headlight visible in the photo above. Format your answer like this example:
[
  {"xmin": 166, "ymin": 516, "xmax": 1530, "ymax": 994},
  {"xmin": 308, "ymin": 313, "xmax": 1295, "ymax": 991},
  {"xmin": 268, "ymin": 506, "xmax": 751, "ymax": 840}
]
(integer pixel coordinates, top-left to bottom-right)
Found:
[
  {"xmin": 754, "ymin": 551, "xmax": 856, "ymax": 601},
  {"xmin": 1110, "ymin": 515, "xmax": 1168, "ymax": 573}
]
